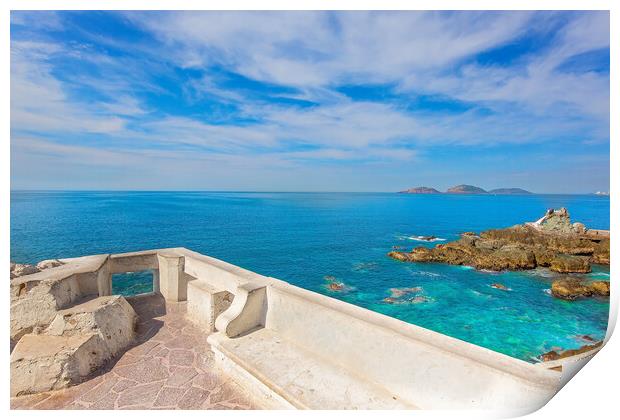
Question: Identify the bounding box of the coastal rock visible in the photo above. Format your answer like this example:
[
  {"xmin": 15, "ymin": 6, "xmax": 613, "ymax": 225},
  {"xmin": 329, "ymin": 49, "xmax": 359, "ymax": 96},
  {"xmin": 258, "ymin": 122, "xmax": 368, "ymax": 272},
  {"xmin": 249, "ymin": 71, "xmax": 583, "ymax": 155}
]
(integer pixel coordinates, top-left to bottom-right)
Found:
[
  {"xmin": 36, "ymin": 259, "xmax": 64, "ymax": 270},
  {"xmin": 533, "ymin": 248, "xmax": 555, "ymax": 267},
  {"xmin": 539, "ymin": 342, "xmax": 602, "ymax": 362},
  {"xmin": 593, "ymin": 239, "xmax": 610, "ymax": 264},
  {"xmin": 551, "ymin": 279, "xmax": 592, "ymax": 300},
  {"xmin": 550, "ymin": 255, "xmax": 591, "ymax": 273},
  {"xmin": 10, "ymin": 263, "xmax": 40, "ymax": 279},
  {"xmin": 589, "ymin": 281, "xmax": 610, "ymax": 296},
  {"xmin": 530, "ymin": 207, "xmax": 587, "ymax": 236},
  {"xmin": 388, "ymin": 208, "xmax": 609, "ymax": 275},
  {"xmin": 461, "ymin": 232, "xmax": 478, "ymax": 237},
  {"xmin": 473, "ymin": 247, "xmax": 536, "ymax": 271},
  {"xmin": 490, "ymin": 283, "xmax": 510, "ymax": 291},
  {"xmin": 550, "ymin": 278, "xmax": 610, "ymax": 300}
]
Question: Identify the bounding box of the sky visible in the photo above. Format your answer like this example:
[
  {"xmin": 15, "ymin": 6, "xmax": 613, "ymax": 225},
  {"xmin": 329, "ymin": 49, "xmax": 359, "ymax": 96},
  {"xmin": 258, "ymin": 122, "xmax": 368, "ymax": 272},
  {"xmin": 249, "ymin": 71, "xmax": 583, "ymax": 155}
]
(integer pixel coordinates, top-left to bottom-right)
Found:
[{"xmin": 10, "ymin": 11, "xmax": 610, "ymax": 193}]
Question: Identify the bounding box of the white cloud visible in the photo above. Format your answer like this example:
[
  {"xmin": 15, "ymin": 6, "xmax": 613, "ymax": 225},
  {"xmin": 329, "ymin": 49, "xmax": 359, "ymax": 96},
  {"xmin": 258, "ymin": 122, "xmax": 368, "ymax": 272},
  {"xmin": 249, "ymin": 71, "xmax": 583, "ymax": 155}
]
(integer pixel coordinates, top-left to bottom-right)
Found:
[
  {"xmin": 129, "ymin": 11, "xmax": 534, "ymax": 88},
  {"xmin": 9, "ymin": 11, "xmax": 610, "ymax": 191},
  {"xmin": 11, "ymin": 41, "xmax": 130, "ymax": 134}
]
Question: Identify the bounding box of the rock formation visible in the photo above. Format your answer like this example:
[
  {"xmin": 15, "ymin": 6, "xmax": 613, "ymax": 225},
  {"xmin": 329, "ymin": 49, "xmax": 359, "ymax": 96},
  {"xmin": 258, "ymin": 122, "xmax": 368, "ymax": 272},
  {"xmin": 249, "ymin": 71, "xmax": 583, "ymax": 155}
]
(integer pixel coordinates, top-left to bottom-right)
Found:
[
  {"xmin": 10, "ymin": 263, "xmax": 40, "ymax": 279},
  {"xmin": 10, "ymin": 258, "xmax": 65, "ymax": 279},
  {"xmin": 389, "ymin": 208, "xmax": 610, "ymax": 274},
  {"xmin": 550, "ymin": 278, "xmax": 610, "ymax": 300},
  {"xmin": 539, "ymin": 341, "xmax": 602, "ymax": 362}
]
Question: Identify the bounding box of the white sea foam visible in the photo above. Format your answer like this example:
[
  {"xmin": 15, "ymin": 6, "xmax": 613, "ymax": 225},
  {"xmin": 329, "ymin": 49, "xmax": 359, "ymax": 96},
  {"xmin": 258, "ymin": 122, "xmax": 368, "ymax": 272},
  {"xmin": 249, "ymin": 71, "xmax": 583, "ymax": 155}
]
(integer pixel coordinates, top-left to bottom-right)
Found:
[
  {"xmin": 478, "ymin": 269, "xmax": 501, "ymax": 274},
  {"xmin": 408, "ymin": 236, "xmax": 446, "ymax": 242},
  {"xmin": 394, "ymin": 234, "xmax": 445, "ymax": 242},
  {"xmin": 410, "ymin": 271, "xmax": 441, "ymax": 278}
]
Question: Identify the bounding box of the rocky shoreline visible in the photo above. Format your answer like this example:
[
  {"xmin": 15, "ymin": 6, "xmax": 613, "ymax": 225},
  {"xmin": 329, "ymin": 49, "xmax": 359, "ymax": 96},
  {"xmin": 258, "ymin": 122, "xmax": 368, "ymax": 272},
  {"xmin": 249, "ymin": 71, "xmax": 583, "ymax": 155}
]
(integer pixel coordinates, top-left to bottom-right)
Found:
[
  {"xmin": 389, "ymin": 208, "xmax": 609, "ymax": 274},
  {"xmin": 388, "ymin": 208, "xmax": 610, "ymax": 361}
]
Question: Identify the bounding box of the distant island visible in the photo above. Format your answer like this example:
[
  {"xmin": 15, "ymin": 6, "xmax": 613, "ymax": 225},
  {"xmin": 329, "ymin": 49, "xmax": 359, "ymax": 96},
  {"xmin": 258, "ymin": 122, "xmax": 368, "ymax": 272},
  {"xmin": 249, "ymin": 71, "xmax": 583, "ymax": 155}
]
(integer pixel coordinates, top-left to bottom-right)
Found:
[
  {"xmin": 399, "ymin": 187, "xmax": 441, "ymax": 194},
  {"xmin": 488, "ymin": 188, "xmax": 533, "ymax": 195},
  {"xmin": 446, "ymin": 184, "xmax": 488, "ymax": 194},
  {"xmin": 399, "ymin": 185, "xmax": 533, "ymax": 195}
]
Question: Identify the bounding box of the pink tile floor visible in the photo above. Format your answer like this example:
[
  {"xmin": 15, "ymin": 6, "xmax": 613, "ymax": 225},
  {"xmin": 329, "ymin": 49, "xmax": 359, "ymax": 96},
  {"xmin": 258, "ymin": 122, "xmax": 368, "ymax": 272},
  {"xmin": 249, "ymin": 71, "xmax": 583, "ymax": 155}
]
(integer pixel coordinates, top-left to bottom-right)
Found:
[{"xmin": 11, "ymin": 294, "xmax": 259, "ymax": 410}]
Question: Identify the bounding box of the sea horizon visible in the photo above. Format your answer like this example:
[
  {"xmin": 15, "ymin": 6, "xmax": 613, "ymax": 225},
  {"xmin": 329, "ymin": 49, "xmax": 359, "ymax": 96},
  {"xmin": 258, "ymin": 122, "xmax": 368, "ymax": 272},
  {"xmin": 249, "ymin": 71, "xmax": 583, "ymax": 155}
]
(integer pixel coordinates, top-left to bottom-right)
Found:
[{"xmin": 10, "ymin": 189, "xmax": 611, "ymax": 195}]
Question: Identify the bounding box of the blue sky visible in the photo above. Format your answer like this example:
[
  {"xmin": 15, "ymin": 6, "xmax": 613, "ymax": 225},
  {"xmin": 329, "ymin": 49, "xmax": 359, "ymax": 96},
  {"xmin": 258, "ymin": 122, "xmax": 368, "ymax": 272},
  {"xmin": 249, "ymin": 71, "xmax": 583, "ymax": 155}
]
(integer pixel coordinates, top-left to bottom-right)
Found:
[{"xmin": 10, "ymin": 11, "xmax": 609, "ymax": 193}]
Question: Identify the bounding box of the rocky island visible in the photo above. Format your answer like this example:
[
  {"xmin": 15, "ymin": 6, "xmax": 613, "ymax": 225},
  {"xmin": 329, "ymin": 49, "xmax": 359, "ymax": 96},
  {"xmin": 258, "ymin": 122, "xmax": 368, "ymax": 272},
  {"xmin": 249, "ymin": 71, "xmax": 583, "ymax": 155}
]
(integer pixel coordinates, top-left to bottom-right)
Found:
[
  {"xmin": 399, "ymin": 185, "xmax": 532, "ymax": 194},
  {"xmin": 389, "ymin": 208, "xmax": 610, "ymax": 300},
  {"xmin": 446, "ymin": 184, "xmax": 488, "ymax": 194},
  {"xmin": 398, "ymin": 186, "xmax": 441, "ymax": 194}
]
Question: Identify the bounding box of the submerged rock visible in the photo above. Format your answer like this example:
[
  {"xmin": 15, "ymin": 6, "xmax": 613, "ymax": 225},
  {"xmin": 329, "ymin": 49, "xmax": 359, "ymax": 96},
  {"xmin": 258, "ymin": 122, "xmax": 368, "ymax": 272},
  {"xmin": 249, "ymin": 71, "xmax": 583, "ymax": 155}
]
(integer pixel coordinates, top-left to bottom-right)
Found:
[
  {"xmin": 409, "ymin": 295, "xmax": 432, "ymax": 304},
  {"xmin": 328, "ymin": 282, "xmax": 344, "ymax": 291},
  {"xmin": 383, "ymin": 286, "xmax": 428, "ymax": 304},
  {"xmin": 490, "ymin": 283, "xmax": 510, "ymax": 291},
  {"xmin": 388, "ymin": 208, "xmax": 609, "ymax": 274},
  {"xmin": 389, "ymin": 286, "xmax": 422, "ymax": 298}
]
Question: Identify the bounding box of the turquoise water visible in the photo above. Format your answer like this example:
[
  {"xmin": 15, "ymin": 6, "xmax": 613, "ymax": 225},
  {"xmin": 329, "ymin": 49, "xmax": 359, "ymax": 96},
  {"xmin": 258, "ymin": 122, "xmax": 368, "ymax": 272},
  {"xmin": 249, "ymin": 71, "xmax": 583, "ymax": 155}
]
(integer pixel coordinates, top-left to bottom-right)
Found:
[{"xmin": 10, "ymin": 191, "xmax": 610, "ymax": 362}]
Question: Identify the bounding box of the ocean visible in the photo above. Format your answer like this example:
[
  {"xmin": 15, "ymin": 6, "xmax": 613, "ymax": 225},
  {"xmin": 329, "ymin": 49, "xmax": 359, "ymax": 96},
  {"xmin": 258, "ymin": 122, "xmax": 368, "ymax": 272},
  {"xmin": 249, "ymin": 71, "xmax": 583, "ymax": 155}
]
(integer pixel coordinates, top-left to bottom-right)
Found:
[{"xmin": 10, "ymin": 191, "xmax": 610, "ymax": 362}]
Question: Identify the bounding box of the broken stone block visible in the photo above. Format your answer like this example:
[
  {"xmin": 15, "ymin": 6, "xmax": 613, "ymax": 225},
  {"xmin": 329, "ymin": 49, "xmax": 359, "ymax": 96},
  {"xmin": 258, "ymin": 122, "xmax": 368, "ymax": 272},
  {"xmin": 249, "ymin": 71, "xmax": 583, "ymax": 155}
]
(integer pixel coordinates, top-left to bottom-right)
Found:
[
  {"xmin": 10, "ymin": 333, "xmax": 105, "ymax": 396},
  {"xmin": 10, "ymin": 276, "xmax": 83, "ymax": 345},
  {"xmin": 45, "ymin": 295, "xmax": 137, "ymax": 357}
]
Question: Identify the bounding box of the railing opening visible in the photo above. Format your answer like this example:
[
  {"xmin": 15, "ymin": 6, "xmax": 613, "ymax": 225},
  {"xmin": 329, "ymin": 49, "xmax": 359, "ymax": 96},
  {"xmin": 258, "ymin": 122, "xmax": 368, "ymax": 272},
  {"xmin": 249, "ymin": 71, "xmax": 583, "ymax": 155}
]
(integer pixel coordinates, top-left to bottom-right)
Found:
[{"xmin": 112, "ymin": 270, "xmax": 157, "ymax": 296}]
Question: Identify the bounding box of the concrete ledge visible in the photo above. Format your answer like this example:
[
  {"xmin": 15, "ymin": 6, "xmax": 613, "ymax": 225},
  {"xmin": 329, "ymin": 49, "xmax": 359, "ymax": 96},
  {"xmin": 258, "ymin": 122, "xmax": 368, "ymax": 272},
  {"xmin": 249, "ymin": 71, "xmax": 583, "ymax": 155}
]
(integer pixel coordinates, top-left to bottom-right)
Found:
[
  {"xmin": 208, "ymin": 330, "xmax": 415, "ymax": 409},
  {"xmin": 187, "ymin": 279, "xmax": 233, "ymax": 332}
]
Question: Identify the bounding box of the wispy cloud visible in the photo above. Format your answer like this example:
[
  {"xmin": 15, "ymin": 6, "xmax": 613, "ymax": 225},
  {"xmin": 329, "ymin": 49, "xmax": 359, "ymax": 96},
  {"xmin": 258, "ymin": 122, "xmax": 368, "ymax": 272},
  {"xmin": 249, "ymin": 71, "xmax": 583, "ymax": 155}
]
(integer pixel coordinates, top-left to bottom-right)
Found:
[{"xmin": 10, "ymin": 11, "xmax": 609, "ymax": 192}]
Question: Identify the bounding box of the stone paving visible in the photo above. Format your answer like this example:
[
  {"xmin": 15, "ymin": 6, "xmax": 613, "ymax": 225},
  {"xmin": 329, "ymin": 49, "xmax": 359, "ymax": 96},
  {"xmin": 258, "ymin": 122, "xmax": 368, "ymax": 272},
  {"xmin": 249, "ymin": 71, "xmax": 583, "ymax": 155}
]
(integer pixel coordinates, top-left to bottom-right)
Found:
[{"xmin": 11, "ymin": 294, "xmax": 259, "ymax": 410}]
